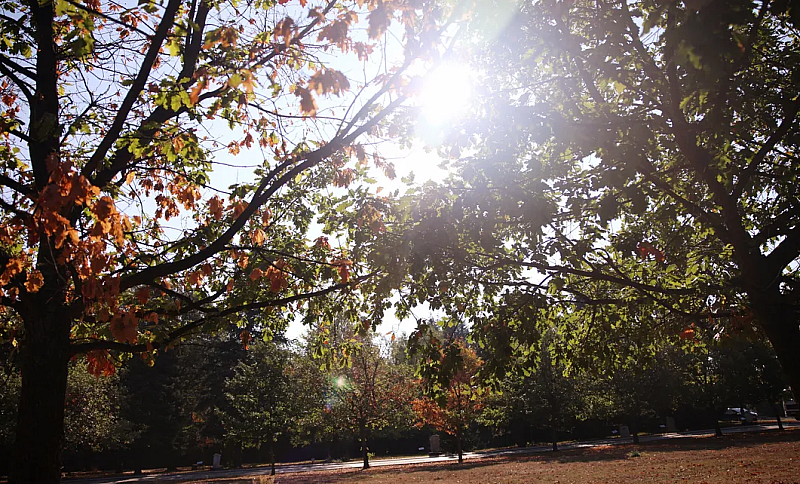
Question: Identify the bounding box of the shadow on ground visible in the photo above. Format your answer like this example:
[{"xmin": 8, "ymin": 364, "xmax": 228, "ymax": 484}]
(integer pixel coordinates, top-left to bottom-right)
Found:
[{"xmin": 271, "ymin": 429, "xmax": 800, "ymax": 484}]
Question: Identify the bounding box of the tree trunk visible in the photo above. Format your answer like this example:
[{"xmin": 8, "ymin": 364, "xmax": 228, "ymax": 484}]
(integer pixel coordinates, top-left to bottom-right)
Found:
[
  {"xmin": 10, "ymin": 304, "xmax": 71, "ymax": 483},
  {"xmin": 270, "ymin": 440, "xmax": 276, "ymax": 476},
  {"xmin": 457, "ymin": 431, "xmax": 463, "ymax": 464},
  {"xmin": 769, "ymin": 401, "xmax": 784, "ymax": 431},
  {"xmin": 551, "ymin": 426, "xmax": 558, "ymax": 452},
  {"xmin": 749, "ymin": 290, "xmax": 800, "ymax": 403},
  {"xmin": 713, "ymin": 412, "xmax": 723, "ymax": 437},
  {"xmin": 631, "ymin": 412, "xmax": 640, "ymax": 444},
  {"xmin": 133, "ymin": 450, "xmax": 143, "ymax": 475},
  {"xmin": 225, "ymin": 440, "xmax": 242, "ymax": 468},
  {"xmin": 360, "ymin": 424, "xmax": 369, "ymax": 469},
  {"xmin": 10, "ymin": 0, "xmax": 67, "ymax": 477}
]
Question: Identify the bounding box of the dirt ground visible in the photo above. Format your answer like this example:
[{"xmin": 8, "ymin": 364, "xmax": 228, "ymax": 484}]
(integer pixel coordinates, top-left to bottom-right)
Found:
[{"xmin": 267, "ymin": 430, "xmax": 800, "ymax": 484}]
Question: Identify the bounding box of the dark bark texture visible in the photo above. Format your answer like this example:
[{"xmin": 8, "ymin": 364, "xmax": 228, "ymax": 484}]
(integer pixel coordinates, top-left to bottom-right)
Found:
[{"xmin": 11, "ymin": 300, "xmax": 71, "ymax": 482}]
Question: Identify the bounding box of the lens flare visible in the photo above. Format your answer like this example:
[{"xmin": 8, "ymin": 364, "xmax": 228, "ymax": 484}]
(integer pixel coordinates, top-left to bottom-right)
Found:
[{"xmin": 418, "ymin": 63, "xmax": 474, "ymax": 127}]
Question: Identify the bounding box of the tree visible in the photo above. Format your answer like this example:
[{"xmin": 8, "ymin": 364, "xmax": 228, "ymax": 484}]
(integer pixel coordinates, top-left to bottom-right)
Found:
[
  {"xmin": 63, "ymin": 361, "xmax": 130, "ymax": 460},
  {"xmin": 120, "ymin": 344, "xmax": 187, "ymax": 473},
  {"xmin": 117, "ymin": 331, "xmax": 248, "ymax": 472},
  {"xmin": 713, "ymin": 332, "xmax": 790, "ymax": 428},
  {"xmin": 0, "ymin": 0, "xmax": 447, "ymax": 480},
  {"xmin": 503, "ymin": 332, "xmax": 582, "ymax": 451},
  {"xmin": 167, "ymin": 333, "xmax": 246, "ymax": 463},
  {"xmin": 394, "ymin": 0, "xmax": 800, "ymax": 399},
  {"xmin": 284, "ymin": 345, "xmax": 341, "ymax": 460},
  {"xmin": 0, "ymin": 347, "xmax": 19, "ymax": 474},
  {"xmin": 218, "ymin": 339, "xmax": 299, "ymax": 475},
  {"xmin": 411, "ymin": 337, "xmax": 483, "ymax": 464},
  {"xmin": 327, "ymin": 337, "xmax": 416, "ymax": 469}
]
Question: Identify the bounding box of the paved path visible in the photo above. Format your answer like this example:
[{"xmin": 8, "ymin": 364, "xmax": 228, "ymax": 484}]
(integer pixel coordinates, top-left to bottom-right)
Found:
[{"xmin": 68, "ymin": 420, "xmax": 799, "ymax": 483}]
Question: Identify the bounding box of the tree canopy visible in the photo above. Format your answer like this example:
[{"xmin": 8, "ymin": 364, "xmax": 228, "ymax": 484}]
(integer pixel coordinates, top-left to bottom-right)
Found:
[
  {"xmin": 2, "ymin": 1, "xmax": 799, "ymax": 480},
  {"xmin": 391, "ymin": 0, "xmax": 800, "ymax": 398}
]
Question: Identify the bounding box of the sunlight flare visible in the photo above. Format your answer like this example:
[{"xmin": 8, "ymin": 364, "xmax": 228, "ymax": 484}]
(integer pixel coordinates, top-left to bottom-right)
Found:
[{"xmin": 418, "ymin": 62, "xmax": 474, "ymax": 127}]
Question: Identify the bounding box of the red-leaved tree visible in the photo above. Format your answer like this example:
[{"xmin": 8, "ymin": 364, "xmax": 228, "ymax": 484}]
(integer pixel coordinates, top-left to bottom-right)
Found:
[{"xmin": 412, "ymin": 339, "xmax": 483, "ymax": 464}]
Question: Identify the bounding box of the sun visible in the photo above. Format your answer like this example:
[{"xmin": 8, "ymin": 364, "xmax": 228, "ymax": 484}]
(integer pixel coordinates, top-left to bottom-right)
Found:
[{"xmin": 418, "ymin": 62, "xmax": 474, "ymax": 128}]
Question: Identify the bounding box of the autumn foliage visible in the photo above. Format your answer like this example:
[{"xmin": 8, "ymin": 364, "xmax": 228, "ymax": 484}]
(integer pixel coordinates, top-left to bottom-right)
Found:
[
  {"xmin": 0, "ymin": 0, "xmax": 447, "ymax": 481},
  {"xmin": 412, "ymin": 341, "xmax": 483, "ymax": 462}
]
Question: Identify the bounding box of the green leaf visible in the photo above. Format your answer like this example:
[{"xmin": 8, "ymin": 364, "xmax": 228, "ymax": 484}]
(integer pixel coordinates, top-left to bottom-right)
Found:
[{"xmin": 166, "ymin": 38, "xmax": 181, "ymax": 57}]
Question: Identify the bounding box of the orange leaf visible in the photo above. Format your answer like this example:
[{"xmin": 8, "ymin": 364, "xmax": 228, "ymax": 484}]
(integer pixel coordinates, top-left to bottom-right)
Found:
[
  {"xmin": 92, "ymin": 196, "xmax": 116, "ymax": 221},
  {"xmin": 636, "ymin": 241, "xmax": 665, "ymax": 262},
  {"xmin": 86, "ymin": 350, "xmax": 115, "ymax": 377},
  {"xmin": 273, "ymin": 16, "xmax": 295, "ymax": 47},
  {"xmin": 239, "ymin": 69, "xmax": 256, "ymax": 94},
  {"xmin": 333, "ymin": 259, "xmax": 352, "ymax": 283},
  {"xmin": 24, "ymin": 270, "xmax": 44, "ymax": 293},
  {"xmin": 367, "ymin": 2, "xmax": 392, "ymax": 39},
  {"xmin": 172, "ymin": 136, "xmax": 185, "ymax": 153},
  {"xmin": 232, "ymin": 201, "xmax": 249, "ymax": 219},
  {"xmin": 189, "ymin": 78, "xmax": 206, "ymax": 105},
  {"xmin": 0, "ymin": 258, "xmax": 24, "ymax": 286},
  {"xmin": 266, "ymin": 261, "xmax": 291, "ymax": 293},
  {"xmin": 110, "ymin": 310, "xmax": 138, "ymax": 344},
  {"xmin": 314, "ymin": 236, "xmax": 330, "ymax": 249},
  {"xmin": 294, "ymin": 86, "xmax": 317, "ymax": 116},
  {"xmin": 187, "ymin": 271, "xmax": 204, "ymax": 286},
  {"xmin": 308, "ymin": 69, "xmax": 350, "ymax": 96},
  {"xmin": 208, "ymin": 196, "xmax": 225, "ymax": 221},
  {"xmin": 250, "ymin": 267, "xmax": 264, "ymax": 281},
  {"xmin": 252, "ymin": 228, "xmax": 266, "ymax": 246}
]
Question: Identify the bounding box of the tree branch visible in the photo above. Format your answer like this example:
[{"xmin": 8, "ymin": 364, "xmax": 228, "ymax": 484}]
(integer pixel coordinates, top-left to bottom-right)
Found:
[
  {"xmin": 69, "ymin": 275, "xmax": 372, "ymax": 356},
  {"xmin": 64, "ymin": 0, "xmax": 154, "ymax": 38},
  {"xmin": 0, "ymin": 52, "xmax": 35, "ymax": 80},
  {"xmin": 764, "ymin": 226, "xmax": 800, "ymax": 282},
  {"xmin": 81, "ymin": 0, "xmax": 182, "ymax": 182},
  {"xmin": 733, "ymin": 98, "xmax": 800, "ymax": 199},
  {"xmin": 0, "ymin": 174, "xmax": 31, "ymax": 196},
  {"xmin": 481, "ymin": 254, "xmax": 695, "ymax": 297},
  {"xmin": 0, "ymin": 56, "xmax": 34, "ymax": 101},
  {"xmin": 118, "ymin": 93, "xmax": 407, "ymax": 292}
]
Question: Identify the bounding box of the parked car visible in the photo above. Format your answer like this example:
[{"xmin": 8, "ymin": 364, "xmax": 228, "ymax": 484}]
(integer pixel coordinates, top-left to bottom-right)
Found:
[{"xmin": 722, "ymin": 407, "xmax": 758, "ymax": 423}]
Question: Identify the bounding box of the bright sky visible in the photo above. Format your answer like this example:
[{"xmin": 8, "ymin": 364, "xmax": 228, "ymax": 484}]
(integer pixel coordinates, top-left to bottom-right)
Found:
[
  {"xmin": 168, "ymin": 1, "xmax": 516, "ymax": 342},
  {"xmin": 198, "ymin": 14, "xmax": 480, "ymax": 341}
]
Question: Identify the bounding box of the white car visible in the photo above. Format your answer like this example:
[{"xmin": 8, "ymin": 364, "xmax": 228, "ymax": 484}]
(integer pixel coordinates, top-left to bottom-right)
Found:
[{"xmin": 723, "ymin": 407, "xmax": 758, "ymax": 423}]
